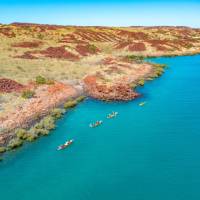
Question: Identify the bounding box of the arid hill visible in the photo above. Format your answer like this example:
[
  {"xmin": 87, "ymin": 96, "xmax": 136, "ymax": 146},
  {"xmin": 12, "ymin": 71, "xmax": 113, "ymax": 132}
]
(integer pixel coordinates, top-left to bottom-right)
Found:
[{"xmin": 0, "ymin": 23, "xmax": 200, "ymax": 147}]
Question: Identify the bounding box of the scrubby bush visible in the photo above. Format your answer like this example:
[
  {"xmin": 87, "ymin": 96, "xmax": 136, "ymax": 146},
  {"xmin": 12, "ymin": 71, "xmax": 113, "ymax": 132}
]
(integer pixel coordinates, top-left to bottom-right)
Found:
[
  {"xmin": 138, "ymin": 79, "xmax": 145, "ymax": 86},
  {"xmin": 38, "ymin": 129, "xmax": 49, "ymax": 136},
  {"xmin": 36, "ymin": 75, "xmax": 46, "ymax": 84},
  {"xmin": 25, "ymin": 115, "xmax": 55, "ymax": 142},
  {"xmin": 26, "ymin": 132, "xmax": 38, "ymax": 142},
  {"xmin": 21, "ymin": 90, "xmax": 35, "ymax": 99},
  {"xmin": 151, "ymin": 63, "xmax": 166, "ymax": 78},
  {"xmin": 41, "ymin": 116, "xmax": 55, "ymax": 130},
  {"xmin": 8, "ymin": 138, "xmax": 23, "ymax": 149},
  {"xmin": 76, "ymin": 95, "xmax": 85, "ymax": 103},
  {"xmin": 64, "ymin": 100, "xmax": 77, "ymax": 109},
  {"xmin": 51, "ymin": 108, "xmax": 65, "ymax": 119},
  {"xmin": 30, "ymin": 127, "xmax": 50, "ymax": 136},
  {"xmin": 126, "ymin": 55, "xmax": 144, "ymax": 63},
  {"xmin": 35, "ymin": 75, "xmax": 54, "ymax": 85},
  {"xmin": 88, "ymin": 44, "xmax": 98, "ymax": 53},
  {"xmin": 16, "ymin": 128, "xmax": 27, "ymax": 139},
  {"xmin": 0, "ymin": 147, "xmax": 6, "ymax": 153}
]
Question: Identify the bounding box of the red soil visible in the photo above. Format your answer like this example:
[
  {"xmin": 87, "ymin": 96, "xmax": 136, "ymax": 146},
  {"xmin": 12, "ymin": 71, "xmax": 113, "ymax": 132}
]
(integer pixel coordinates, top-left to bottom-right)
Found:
[
  {"xmin": 83, "ymin": 75, "xmax": 97, "ymax": 85},
  {"xmin": 74, "ymin": 29, "xmax": 120, "ymax": 42},
  {"xmin": 59, "ymin": 34, "xmax": 87, "ymax": 44},
  {"xmin": 101, "ymin": 57, "xmax": 117, "ymax": 65},
  {"xmin": 146, "ymin": 39, "xmax": 173, "ymax": 51},
  {"xmin": 0, "ymin": 27, "xmax": 16, "ymax": 38},
  {"xmin": 48, "ymin": 82, "xmax": 69, "ymax": 94},
  {"xmin": 118, "ymin": 30, "xmax": 149, "ymax": 40},
  {"xmin": 128, "ymin": 42, "xmax": 146, "ymax": 51},
  {"xmin": 0, "ymin": 78, "xmax": 25, "ymax": 93},
  {"xmin": 40, "ymin": 46, "xmax": 79, "ymax": 60},
  {"xmin": 115, "ymin": 41, "xmax": 146, "ymax": 51},
  {"xmin": 12, "ymin": 41, "xmax": 42, "ymax": 48},
  {"xmin": 75, "ymin": 44, "xmax": 100, "ymax": 56},
  {"xmin": 15, "ymin": 52, "xmax": 38, "ymax": 59},
  {"xmin": 115, "ymin": 41, "xmax": 131, "ymax": 49}
]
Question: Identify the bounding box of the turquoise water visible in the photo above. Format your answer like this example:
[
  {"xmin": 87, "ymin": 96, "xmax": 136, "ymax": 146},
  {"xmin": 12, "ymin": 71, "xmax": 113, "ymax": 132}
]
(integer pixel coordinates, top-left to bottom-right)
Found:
[{"xmin": 1, "ymin": 55, "xmax": 200, "ymax": 200}]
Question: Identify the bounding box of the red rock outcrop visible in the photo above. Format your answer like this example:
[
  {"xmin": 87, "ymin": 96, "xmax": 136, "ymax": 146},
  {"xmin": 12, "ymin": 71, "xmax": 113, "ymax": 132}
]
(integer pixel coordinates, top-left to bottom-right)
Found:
[
  {"xmin": 0, "ymin": 78, "xmax": 25, "ymax": 93},
  {"xmin": 83, "ymin": 76, "xmax": 138, "ymax": 101},
  {"xmin": 40, "ymin": 46, "xmax": 79, "ymax": 60},
  {"xmin": 75, "ymin": 44, "xmax": 100, "ymax": 56}
]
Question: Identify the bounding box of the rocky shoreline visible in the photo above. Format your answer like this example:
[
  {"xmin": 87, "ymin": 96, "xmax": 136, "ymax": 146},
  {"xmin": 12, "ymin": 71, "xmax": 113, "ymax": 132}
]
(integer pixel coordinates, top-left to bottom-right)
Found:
[{"xmin": 1, "ymin": 24, "xmax": 200, "ymax": 157}]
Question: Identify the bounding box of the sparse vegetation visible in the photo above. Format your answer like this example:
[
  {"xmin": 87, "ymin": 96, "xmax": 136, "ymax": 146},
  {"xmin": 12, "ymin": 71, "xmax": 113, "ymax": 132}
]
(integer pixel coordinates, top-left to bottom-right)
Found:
[
  {"xmin": 35, "ymin": 75, "xmax": 54, "ymax": 85},
  {"xmin": 21, "ymin": 90, "xmax": 35, "ymax": 99},
  {"xmin": 36, "ymin": 75, "xmax": 47, "ymax": 84},
  {"xmin": 151, "ymin": 63, "xmax": 166, "ymax": 77},
  {"xmin": 51, "ymin": 108, "xmax": 65, "ymax": 119},
  {"xmin": 8, "ymin": 138, "xmax": 23, "ymax": 150},
  {"xmin": 126, "ymin": 55, "xmax": 145, "ymax": 63},
  {"xmin": 88, "ymin": 44, "xmax": 98, "ymax": 53},
  {"xmin": 138, "ymin": 79, "xmax": 145, "ymax": 86},
  {"xmin": 75, "ymin": 95, "xmax": 86, "ymax": 103},
  {"xmin": 0, "ymin": 147, "xmax": 6, "ymax": 153},
  {"xmin": 26, "ymin": 131, "xmax": 38, "ymax": 142},
  {"xmin": 16, "ymin": 128, "xmax": 27, "ymax": 139},
  {"xmin": 64, "ymin": 99, "xmax": 77, "ymax": 109}
]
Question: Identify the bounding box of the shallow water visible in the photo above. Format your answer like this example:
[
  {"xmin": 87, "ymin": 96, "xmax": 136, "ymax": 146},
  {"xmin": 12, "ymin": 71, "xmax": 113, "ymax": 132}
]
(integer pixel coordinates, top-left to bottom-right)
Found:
[{"xmin": 1, "ymin": 55, "xmax": 200, "ymax": 200}]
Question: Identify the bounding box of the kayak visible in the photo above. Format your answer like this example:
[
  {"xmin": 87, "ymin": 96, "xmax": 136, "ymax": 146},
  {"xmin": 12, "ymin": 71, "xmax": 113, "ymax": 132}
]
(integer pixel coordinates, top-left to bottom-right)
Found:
[
  {"xmin": 139, "ymin": 102, "xmax": 146, "ymax": 106},
  {"xmin": 57, "ymin": 139, "xmax": 74, "ymax": 150},
  {"xmin": 107, "ymin": 112, "xmax": 118, "ymax": 118},
  {"xmin": 89, "ymin": 120, "xmax": 103, "ymax": 128}
]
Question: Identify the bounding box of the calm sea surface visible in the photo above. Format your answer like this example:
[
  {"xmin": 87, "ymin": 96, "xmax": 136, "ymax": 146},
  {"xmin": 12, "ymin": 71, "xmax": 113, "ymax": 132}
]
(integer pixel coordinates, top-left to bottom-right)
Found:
[{"xmin": 1, "ymin": 55, "xmax": 200, "ymax": 200}]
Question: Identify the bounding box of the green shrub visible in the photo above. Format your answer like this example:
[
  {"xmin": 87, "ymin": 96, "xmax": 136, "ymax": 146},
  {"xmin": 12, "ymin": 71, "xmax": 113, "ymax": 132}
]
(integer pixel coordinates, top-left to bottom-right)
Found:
[
  {"xmin": 76, "ymin": 96, "xmax": 85, "ymax": 103},
  {"xmin": 36, "ymin": 75, "xmax": 46, "ymax": 84},
  {"xmin": 138, "ymin": 79, "xmax": 145, "ymax": 86},
  {"xmin": 26, "ymin": 132, "xmax": 38, "ymax": 142},
  {"xmin": 126, "ymin": 55, "xmax": 144, "ymax": 63},
  {"xmin": 34, "ymin": 122, "xmax": 43, "ymax": 130},
  {"xmin": 30, "ymin": 127, "xmax": 50, "ymax": 136},
  {"xmin": 64, "ymin": 100, "xmax": 77, "ymax": 109},
  {"xmin": 38, "ymin": 129, "xmax": 49, "ymax": 136},
  {"xmin": 41, "ymin": 116, "xmax": 55, "ymax": 130},
  {"xmin": 35, "ymin": 76, "xmax": 54, "ymax": 85},
  {"xmin": 21, "ymin": 90, "xmax": 35, "ymax": 99},
  {"xmin": 26, "ymin": 127, "xmax": 39, "ymax": 142},
  {"xmin": 16, "ymin": 128, "xmax": 27, "ymax": 139},
  {"xmin": 88, "ymin": 44, "xmax": 98, "ymax": 53},
  {"xmin": 0, "ymin": 147, "xmax": 6, "ymax": 153},
  {"xmin": 8, "ymin": 138, "xmax": 23, "ymax": 149},
  {"xmin": 26, "ymin": 115, "xmax": 55, "ymax": 141},
  {"xmin": 51, "ymin": 108, "xmax": 65, "ymax": 119}
]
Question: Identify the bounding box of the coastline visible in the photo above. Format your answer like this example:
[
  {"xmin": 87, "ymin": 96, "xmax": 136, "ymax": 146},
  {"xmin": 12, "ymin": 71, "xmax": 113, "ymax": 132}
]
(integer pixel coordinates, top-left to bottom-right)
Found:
[
  {"xmin": 1, "ymin": 52, "xmax": 200, "ymax": 157},
  {"xmin": 0, "ymin": 60, "xmax": 165, "ymax": 156},
  {"xmin": 1, "ymin": 24, "xmax": 200, "ymax": 157}
]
